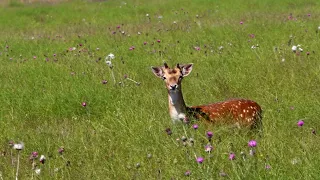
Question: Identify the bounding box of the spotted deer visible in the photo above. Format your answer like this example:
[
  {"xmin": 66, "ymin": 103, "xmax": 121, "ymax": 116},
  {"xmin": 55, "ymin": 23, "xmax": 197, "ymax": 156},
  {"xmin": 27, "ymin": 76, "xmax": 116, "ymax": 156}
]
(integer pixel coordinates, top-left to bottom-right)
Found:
[{"xmin": 151, "ymin": 63, "xmax": 262, "ymax": 128}]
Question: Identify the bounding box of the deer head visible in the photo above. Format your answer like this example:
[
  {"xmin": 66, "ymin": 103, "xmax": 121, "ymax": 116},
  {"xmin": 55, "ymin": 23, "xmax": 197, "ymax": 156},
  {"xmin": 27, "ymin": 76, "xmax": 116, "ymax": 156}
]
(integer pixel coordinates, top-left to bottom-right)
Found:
[{"xmin": 151, "ymin": 63, "xmax": 193, "ymax": 92}]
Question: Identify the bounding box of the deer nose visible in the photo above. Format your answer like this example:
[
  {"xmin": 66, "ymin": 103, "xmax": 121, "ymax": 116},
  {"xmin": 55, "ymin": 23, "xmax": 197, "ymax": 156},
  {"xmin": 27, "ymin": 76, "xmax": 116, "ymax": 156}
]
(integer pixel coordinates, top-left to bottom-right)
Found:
[{"xmin": 169, "ymin": 84, "xmax": 178, "ymax": 90}]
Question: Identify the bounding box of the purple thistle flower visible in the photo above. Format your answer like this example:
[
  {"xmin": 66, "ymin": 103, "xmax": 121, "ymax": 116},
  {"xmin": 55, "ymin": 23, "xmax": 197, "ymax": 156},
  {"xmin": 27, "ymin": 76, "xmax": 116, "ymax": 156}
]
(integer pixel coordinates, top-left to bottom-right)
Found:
[
  {"xmin": 265, "ymin": 165, "xmax": 271, "ymax": 170},
  {"xmin": 8, "ymin": 140, "xmax": 14, "ymax": 147},
  {"xmin": 196, "ymin": 157, "xmax": 204, "ymax": 164},
  {"xmin": 143, "ymin": 42, "xmax": 147, "ymax": 45},
  {"xmin": 183, "ymin": 116, "xmax": 190, "ymax": 124},
  {"xmin": 157, "ymin": 39, "xmax": 161, "ymax": 43},
  {"xmin": 184, "ymin": 170, "xmax": 191, "ymax": 176},
  {"xmin": 205, "ymin": 144, "xmax": 213, "ymax": 153},
  {"xmin": 102, "ymin": 80, "xmax": 108, "ymax": 84},
  {"xmin": 248, "ymin": 140, "xmax": 257, "ymax": 147},
  {"xmin": 219, "ymin": 172, "xmax": 227, "ymax": 177},
  {"xmin": 58, "ymin": 147, "xmax": 65, "ymax": 155},
  {"xmin": 165, "ymin": 128, "xmax": 172, "ymax": 135},
  {"xmin": 297, "ymin": 120, "xmax": 304, "ymax": 127},
  {"xmin": 240, "ymin": 21, "xmax": 243, "ymax": 24},
  {"xmin": 192, "ymin": 124, "xmax": 198, "ymax": 130},
  {"xmin": 194, "ymin": 46, "xmax": 200, "ymax": 51},
  {"xmin": 82, "ymin": 102, "xmax": 87, "ymax": 107},
  {"xmin": 32, "ymin": 151, "xmax": 38, "ymax": 158},
  {"xmin": 229, "ymin": 153, "xmax": 236, "ymax": 160},
  {"xmin": 206, "ymin": 131, "xmax": 213, "ymax": 139}
]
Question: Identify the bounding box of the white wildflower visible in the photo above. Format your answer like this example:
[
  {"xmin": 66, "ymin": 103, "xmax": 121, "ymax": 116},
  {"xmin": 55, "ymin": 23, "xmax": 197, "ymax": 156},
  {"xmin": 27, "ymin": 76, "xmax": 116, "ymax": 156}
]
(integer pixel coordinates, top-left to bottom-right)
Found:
[
  {"xmin": 106, "ymin": 53, "xmax": 115, "ymax": 61},
  {"xmin": 318, "ymin": 26, "xmax": 320, "ymax": 30},
  {"xmin": 13, "ymin": 143, "xmax": 24, "ymax": 150},
  {"xmin": 173, "ymin": 21, "xmax": 177, "ymax": 24},
  {"xmin": 35, "ymin": 168, "xmax": 41, "ymax": 175},
  {"xmin": 292, "ymin": 45, "xmax": 297, "ymax": 52},
  {"xmin": 218, "ymin": 46, "xmax": 224, "ymax": 50},
  {"xmin": 137, "ymin": 32, "xmax": 141, "ymax": 35},
  {"xmin": 146, "ymin": 14, "xmax": 149, "ymax": 17},
  {"xmin": 281, "ymin": 58, "xmax": 285, "ymax": 62},
  {"xmin": 299, "ymin": 48, "xmax": 303, "ymax": 52},
  {"xmin": 158, "ymin": 15, "xmax": 163, "ymax": 19},
  {"xmin": 39, "ymin": 155, "xmax": 46, "ymax": 164},
  {"xmin": 106, "ymin": 61, "xmax": 112, "ymax": 68},
  {"xmin": 72, "ymin": 47, "xmax": 76, "ymax": 51},
  {"xmin": 251, "ymin": 45, "xmax": 256, "ymax": 49}
]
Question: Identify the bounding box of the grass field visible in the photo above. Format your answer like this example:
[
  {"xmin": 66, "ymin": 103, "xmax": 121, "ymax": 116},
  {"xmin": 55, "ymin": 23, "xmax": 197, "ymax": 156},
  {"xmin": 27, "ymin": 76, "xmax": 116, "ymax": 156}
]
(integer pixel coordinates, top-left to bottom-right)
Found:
[{"xmin": 1, "ymin": 0, "xmax": 320, "ymax": 179}]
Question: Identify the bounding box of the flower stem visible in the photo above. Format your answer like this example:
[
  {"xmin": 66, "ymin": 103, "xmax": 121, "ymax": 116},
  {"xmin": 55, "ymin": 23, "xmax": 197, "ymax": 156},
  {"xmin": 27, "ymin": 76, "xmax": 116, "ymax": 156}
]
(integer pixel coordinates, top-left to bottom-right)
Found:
[
  {"xmin": 15, "ymin": 151, "xmax": 20, "ymax": 180},
  {"xmin": 110, "ymin": 68, "xmax": 116, "ymax": 85}
]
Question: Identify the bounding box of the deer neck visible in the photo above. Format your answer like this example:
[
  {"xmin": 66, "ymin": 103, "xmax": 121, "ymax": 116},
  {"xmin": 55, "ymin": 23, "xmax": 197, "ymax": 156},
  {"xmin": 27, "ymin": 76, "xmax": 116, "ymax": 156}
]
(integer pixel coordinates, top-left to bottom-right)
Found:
[{"xmin": 168, "ymin": 88, "xmax": 187, "ymax": 123}]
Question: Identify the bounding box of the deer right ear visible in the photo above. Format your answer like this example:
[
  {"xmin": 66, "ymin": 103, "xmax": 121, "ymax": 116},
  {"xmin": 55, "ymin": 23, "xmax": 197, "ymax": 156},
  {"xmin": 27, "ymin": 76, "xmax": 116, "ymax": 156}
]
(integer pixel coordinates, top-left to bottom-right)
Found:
[{"xmin": 151, "ymin": 66, "xmax": 164, "ymax": 78}]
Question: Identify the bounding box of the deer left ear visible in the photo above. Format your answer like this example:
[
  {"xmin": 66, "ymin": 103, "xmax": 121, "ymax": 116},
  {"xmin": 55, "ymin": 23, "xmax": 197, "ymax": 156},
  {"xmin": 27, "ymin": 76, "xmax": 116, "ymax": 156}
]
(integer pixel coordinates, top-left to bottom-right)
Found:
[
  {"xmin": 180, "ymin": 63, "xmax": 193, "ymax": 77},
  {"xmin": 151, "ymin": 66, "xmax": 165, "ymax": 78}
]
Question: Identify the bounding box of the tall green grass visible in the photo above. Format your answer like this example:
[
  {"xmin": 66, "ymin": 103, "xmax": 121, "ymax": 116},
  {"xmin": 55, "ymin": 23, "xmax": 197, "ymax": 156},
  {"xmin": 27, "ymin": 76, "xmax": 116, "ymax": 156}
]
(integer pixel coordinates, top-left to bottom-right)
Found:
[{"xmin": 1, "ymin": 0, "xmax": 320, "ymax": 179}]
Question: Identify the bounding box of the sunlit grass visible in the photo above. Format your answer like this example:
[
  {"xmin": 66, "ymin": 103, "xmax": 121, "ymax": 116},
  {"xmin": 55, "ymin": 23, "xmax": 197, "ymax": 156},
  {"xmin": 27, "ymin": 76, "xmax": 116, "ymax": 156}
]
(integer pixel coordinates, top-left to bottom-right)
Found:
[{"xmin": 0, "ymin": 0, "xmax": 320, "ymax": 179}]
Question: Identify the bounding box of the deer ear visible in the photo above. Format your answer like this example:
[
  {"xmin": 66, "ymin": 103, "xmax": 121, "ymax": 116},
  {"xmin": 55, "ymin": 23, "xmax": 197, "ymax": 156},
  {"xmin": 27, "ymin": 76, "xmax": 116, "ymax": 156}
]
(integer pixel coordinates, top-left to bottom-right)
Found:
[
  {"xmin": 151, "ymin": 66, "xmax": 164, "ymax": 78},
  {"xmin": 181, "ymin": 63, "xmax": 193, "ymax": 77}
]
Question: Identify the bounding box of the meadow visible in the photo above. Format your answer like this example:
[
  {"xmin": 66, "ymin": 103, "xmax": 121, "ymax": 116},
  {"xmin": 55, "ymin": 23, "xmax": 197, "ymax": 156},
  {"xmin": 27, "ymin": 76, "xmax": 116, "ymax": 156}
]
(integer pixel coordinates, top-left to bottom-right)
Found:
[{"xmin": 1, "ymin": 0, "xmax": 320, "ymax": 179}]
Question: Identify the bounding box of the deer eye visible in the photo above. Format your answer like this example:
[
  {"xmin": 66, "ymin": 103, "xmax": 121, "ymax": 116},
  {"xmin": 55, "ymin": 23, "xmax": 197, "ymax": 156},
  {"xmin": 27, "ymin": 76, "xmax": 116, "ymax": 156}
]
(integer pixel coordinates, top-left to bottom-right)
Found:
[
  {"xmin": 179, "ymin": 76, "xmax": 183, "ymax": 80},
  {"xmin": 162, "ymin": 76, "xmax": 166, "ymax": 80}
]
